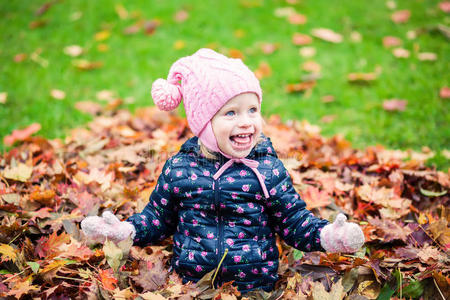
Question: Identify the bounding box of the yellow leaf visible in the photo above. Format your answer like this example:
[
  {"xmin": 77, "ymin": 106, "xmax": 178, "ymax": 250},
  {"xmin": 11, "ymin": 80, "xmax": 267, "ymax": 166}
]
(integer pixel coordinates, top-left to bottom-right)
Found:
[
  {"xmin": 0, "ymin": 243, "xmax": 17, "ymax": 262},
  {"xmin": 40, "ymin": 259, "xmax": 70, "ymax": 274},
  {"xmin": 2, "ymin": 162, "xmax": 33, "ymax": 182},
  {"xmin": 173, "ymin": 40, "xmax": 185, "ymax": 50},
  {"xmin": 95, "ymin": 30, "xmax": 110, "ymax": 41}
]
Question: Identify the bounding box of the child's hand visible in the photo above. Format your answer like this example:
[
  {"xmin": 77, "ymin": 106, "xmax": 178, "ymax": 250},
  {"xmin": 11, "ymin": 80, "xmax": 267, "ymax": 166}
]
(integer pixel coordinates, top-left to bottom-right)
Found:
[
  {"xmin": 81, "ymin": 211, "xmax": 135, "ymax": 244},
  {"xmin": 320, "ymin": 213, "xmax": 364, "ymax": 253}
]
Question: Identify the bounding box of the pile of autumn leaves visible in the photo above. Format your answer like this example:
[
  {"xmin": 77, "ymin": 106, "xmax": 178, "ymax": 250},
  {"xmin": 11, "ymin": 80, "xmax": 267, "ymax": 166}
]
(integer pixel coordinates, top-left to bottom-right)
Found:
[{"xmin": 0, "ymin": 107, "xmax": 448, "ymax": 299}]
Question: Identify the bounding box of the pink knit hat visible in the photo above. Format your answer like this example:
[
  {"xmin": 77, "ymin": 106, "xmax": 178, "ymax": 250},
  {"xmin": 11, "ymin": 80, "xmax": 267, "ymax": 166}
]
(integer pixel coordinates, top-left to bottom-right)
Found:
[{"xmin": 151, "ymin": 48, "xmax": 262, "ymax": 154}]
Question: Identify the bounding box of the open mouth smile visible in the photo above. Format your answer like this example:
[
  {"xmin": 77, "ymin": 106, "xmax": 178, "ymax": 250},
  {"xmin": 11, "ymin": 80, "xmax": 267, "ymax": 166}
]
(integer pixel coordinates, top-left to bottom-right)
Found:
[{"xmin": 230, "ymin": 133, "xmax": 253, "ymax": 150}]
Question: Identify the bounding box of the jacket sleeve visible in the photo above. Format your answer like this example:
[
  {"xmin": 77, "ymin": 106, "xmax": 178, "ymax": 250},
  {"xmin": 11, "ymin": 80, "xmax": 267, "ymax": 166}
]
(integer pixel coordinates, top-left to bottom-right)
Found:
[
  {"xmin": 265, "ymin": 158, "xmax": 329, "ymax": 251},
  {"xmin": 126, "ymin": 159, "xmax": 178, "ymax": 246}
]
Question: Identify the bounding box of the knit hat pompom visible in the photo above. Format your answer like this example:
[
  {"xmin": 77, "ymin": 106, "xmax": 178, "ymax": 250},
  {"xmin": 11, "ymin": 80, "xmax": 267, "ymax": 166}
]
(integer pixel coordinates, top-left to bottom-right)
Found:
[{"xmin": 151, "ymin": 78, "xmax": 182, "ymax": 111}]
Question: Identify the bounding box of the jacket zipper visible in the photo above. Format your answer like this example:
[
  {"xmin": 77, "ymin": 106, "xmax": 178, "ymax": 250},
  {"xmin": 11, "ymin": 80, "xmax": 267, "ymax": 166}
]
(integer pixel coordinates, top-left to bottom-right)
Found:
[{"xmin": 214, "ymin": 178, "xmax": 223, "ymax": 287}]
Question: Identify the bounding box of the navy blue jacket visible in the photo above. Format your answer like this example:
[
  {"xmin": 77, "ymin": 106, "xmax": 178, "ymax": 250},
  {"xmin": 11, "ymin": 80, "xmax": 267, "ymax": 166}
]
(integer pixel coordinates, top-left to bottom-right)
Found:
[{"xmin": 127, "ymin": 135, "xmax": 328, "ymax": 292}]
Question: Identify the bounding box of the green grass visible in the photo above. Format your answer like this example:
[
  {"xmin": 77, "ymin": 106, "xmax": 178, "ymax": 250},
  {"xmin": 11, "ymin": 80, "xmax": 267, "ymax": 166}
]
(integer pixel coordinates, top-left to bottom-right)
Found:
[{"xmin": 1, "ymin": 0, "xmax": 449, "ymax": 168}]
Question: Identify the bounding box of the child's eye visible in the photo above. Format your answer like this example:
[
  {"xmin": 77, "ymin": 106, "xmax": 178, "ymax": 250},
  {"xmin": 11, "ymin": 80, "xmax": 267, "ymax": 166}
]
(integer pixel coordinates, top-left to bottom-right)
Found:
[
  {"xmin": 225, "ymin": 111, "xmax": 235, "ymax": 116},
  {"xmin": 249, "ymin": 107, "xmax": 257, "ymax": 113}
]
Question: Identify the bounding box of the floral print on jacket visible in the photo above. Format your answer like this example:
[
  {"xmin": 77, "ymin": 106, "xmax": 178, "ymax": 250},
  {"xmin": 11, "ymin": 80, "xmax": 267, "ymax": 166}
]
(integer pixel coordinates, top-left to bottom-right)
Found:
[{"xmin": 126, "ymin": 135, "xmax": 329, "ymax": 292}]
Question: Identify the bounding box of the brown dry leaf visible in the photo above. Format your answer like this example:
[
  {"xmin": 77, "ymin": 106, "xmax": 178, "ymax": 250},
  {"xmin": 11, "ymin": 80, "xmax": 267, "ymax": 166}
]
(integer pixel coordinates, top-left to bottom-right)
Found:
[
  {"xmin": 292, "ymin": 33, "xmax": 312, "ymax": 45},
  {"xmin": 311, "ymin": 28, "xmax": 343, "ymax": 43},
  {"xmin": 302, "ymin": 61, "xmax": 321, "ymax": 73},
  {"xmin": 7, "ymin": 277, "xmax": 39, "ymax": 298},
  {"xmin": 428, "ymin": 218, "xmax": 450, "ymax": 247},
  {"xmin": 123, "ymin": 23, "xmax": 141, "ymax": 35},
  {"xmin": 73, "ymin": 60, "xmax": 103, "ymax": 70},
  {"xmin": 144, "ymin": 20, "xmax": 160, "ymax": 35},
  {"xmin": 96, "ymin": 90, "xmax": 116, "ymax": 102},
  {"xmin": 311, "ymin": 278, "xmax": 344, "ymax": 300},
  {"xmin": 368, "ymin": 217, "xmax": 412, "ymax": 242},
  {"xmin": 418, "ymin": 52, "xmax": 437, "ymax": 61},
  {"xmin": 392, "ymin": 47, "xmax": 410, "ymax": 58},
  {"xmin": 440, "ymin": 87, "xmax": 450, "ymax": 99},
  {"xmin": 383, "ymin": 99, "xmax": 407, "ymax": 111},
  {"xmin": 174, "ymin": 10, "xmax": 189, "ymax": 23},
  {"xmin": 347, "ymin": 72, "xmax": 377, "ymax": 83},
  {"xmin": 288, "ymin": 12, "xmax": 307, "ymax": 25},
  {"xmin": 132, "ymin": 260, "xmax": 168, "ymax": 292},
  {"xmin": 382, "ymin": 36, "xmax": 402, "ymax": 48},
  {"xmin": 63, "ymin": 45, "xmax": 83, "ymax": 57},
  {"xmin": 391, "ymin": 10, "xmax": 411, "ymax": 23},
  {"xmin": 2, "ymin": 162, "xmax": 33, "ymax": 182},
  {"xmin": 285, "ymin": 81, "xmax": 316, "ymax": 93},
  {"xmin": 4, "ymin": 123, "xmax": 41, "ymax": 146},
  {"xmin": 321, "ymin": 95, "xmax": 335, "ymax": 103},
  {"xmin": 0, "ymin": 92, "xmax": 7, "ymax": 104},
  {"xmin": 254, "ymin": 62, "xmax": 272, "ymax": 79},
  {"xmin": 29, "ymin": 19, "xmax": 47, "ymax": 29},
  {"xmin": 50, "ymin": 89, "xmax": 66, "ymax": 100},
  {"xmin": 139, "ymin": 292, "xmax": 167, "ymax": 300},
  {"xmin": 75, "ymin": 101, "xmax": 102, "ymax": 115}
]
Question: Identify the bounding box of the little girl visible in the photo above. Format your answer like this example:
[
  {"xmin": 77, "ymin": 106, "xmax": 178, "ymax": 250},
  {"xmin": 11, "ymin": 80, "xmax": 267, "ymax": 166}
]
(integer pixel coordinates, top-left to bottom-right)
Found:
[{"xmin": 81, "ymin": 48, "xmax": 364, "ymax": 292}]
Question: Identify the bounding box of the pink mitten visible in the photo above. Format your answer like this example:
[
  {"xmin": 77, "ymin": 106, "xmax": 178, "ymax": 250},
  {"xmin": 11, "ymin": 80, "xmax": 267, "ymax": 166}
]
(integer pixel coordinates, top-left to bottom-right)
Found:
[
  {"xmin": 81, "ymin": 211, "xmax": 136, "ymax": 243},
  {"xmin": 320, "ymin": 213, "xmax": 364, "ymax": 253}
]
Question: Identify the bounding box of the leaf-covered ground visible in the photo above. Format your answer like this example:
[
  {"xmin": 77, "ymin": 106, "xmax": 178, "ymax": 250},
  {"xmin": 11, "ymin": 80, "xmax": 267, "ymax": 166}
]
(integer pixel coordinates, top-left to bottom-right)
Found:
[{"xmin": 0, "ymin": 105, "xmax": 448, "ymax": 299}]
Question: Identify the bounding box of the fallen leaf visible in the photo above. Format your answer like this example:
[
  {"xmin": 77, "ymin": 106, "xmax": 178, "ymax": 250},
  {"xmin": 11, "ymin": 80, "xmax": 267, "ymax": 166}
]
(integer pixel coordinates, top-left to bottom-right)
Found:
[
  {"xmin": 50, "ymin": 89, "xmax": 66, "ymax": 100},
  {"xmin": 254, "ymin": 62, "xmax": 272, "ymax": 79},
  {"xmin": 299, "ymin": 186, "xmax": 332, "ymax": 210},
  {"xmin": 144, "ymin": 20, "xmax": 160, "ymax": 35},
  {"xmin": 274, "ymin": 7, "xmax": 296, "ymax": 18},
  {"xmin": 95, "ymin": 30, "xmax": 110, "ymax": 41},
  {"xmin": 440, "ymin": 1, "xmax": 450, "ymax": 13},
  {"xmin": 73, "ymin": 60, "xmax": 103, "ymax": 70},
  {"xmin": 0, "ymin": 92, "xmax": 7, "ymax": 104},
  {"xmin": 288, "ymin": 12, "xmax": 307, "ymax": 25},
  {"xmin": 2, "ymin": 162, "xmax": 33, "ymax": 182},
  {"xmin": 74, "ymin": 101, "xmax": 103, "ymax": 115},
  {"xmin": 0, "ymin": 243, "xmax": 17, "ymax": 262},
  {"xmin": 4, "ymin": 123, "xmax": 41, "ymax": 146},
  {"xmin": 350, "ymin": 31, "xmax": 362, "ymax": 42},
  {"xmin": 99, "ymin": 268, "xmax": 118, "ymax": 291},
  {"xmin": 386, "ymin": 0, "xmax": 397, "ymax": 9},
  {"xmin": 383, "ymin": 99, "xmax": 408, "ymax": 111},
  {"xmin": 382, "ymin": 36, "xmax": 402, "ymax": 48},
  {"xmin": 418, "ymin": 52, "xmax": 437, "ymax": 61},
  {"xmin": 14, "ymin": 53, "xmax": 27, "ymax": 62},
  {"xmin": 173, "ymin": 40, "xmax": 186, "ymax": 50},
  {"xmin": 174, "ymin": 10, "xmax": 189, "ymax": 23},
  {"xmin": 35, "ymin": 2, "xmax": 54, "ymax": 16},
  {"xmin": 320, "ymin": 115, "xmax": 336, "ymax": 123},
  {"xmin": 63, "ymin": 45, "xmax": 83, "ymax": 57},
  {"xmin": 299, "ymin": 46, "xmax": 316, "ymax": 57},
  {"xmin": 29, "ymin": 19, "xmax": 47, "ymax": 29},
  {"xmin": 96, "ymin": 90, "xmax": 116, "ymax": 102},
  {"xmin": 347, "ymin": 72, "xmax": 377, "ymax": 83},
  {"xmin": 228, "ymin": 49, "xmax": 244, "ymax": 59},
  {"xmin": 115, "ymin": 3, "xmax": 128, "ymax": 19},
  {"xmin": 392, "ymin": 47, "xmax": 410, "ymax": 58},
  {"xmin": 7, "ymin": 277, "xmax": 39, "ymax": 298},
  {"xmin": 285, "ymin": 81, "xmax": 316, "ymax": 93},
  {"xmin": 311, "ymin": 278, "xmax": 344, "ymax": 300},
  {"xmin": 301, "ymin": 61, "xmax": 321, "ymax": 73},
  {"xmin": 391, "ymin": 10, "xmax": 411, "ymax": 23},
  {"xmin": 233, "ymin": 29, "xmax": 246, "ymax": 38},
  {"xmin": 292, "ymin": 33, "xmax": 312, "ymax": 45},
  {"xmin": 261, "ymin": 43, "xmax": 278, "ymax": 54},
  {"xmin": 321, "ymin": 95, "xmax": 335, "ymax": 103},
  {"xmin": 440, "ymin": 87, "xmax": 450, "ymax": 99},
  {"xmin": 311, "ymin": 28, "xmax": 343, "ymax": 43}
]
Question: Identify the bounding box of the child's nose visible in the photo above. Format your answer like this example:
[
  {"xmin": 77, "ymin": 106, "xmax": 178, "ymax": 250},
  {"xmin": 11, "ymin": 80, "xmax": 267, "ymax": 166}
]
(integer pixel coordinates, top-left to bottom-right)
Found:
[{"xmin": 237, "ymin": 114, "xmax": 251, "ymax": 127}]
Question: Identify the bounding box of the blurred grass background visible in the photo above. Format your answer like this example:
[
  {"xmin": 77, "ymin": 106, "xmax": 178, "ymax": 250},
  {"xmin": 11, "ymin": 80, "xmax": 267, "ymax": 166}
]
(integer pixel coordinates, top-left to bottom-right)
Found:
[{"xmin": 1, "ymin": 0, "xmax": 449, "ymax": 168}]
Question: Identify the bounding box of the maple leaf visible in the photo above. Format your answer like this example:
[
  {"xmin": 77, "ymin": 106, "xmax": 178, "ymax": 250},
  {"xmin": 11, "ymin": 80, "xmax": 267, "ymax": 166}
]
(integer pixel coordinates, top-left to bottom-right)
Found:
[
  {"xmin": 98, "ymin": 268, "xmax": 118, "ymax": 291},
  {"xmin": 74, "ymin": 101, "xmax": 102, "ymax": 115},
  {"xmin": 299, "ymin": 186, "xmax": 332, "ymax": 210},
  {"xmin": 132, "ymin": 259, "xmax": 168, "ymax": 292},
  {"xmin": 368, "ymin": 217, "xmax": 412, "ymax": 242},
  {"xmin": 0, "ymin": 243, "xmax": 17, "ymax": 262},
  {"xmin": 2, "ymin": 161, "xmax": 33, "ymax": 182},
  {"xmin": 3, "ymin": 123, "xmax": 41, "ymax": 146},
  {"xmin": 7, "ymin": 276, "xmax": 39, "ymax": 298}
]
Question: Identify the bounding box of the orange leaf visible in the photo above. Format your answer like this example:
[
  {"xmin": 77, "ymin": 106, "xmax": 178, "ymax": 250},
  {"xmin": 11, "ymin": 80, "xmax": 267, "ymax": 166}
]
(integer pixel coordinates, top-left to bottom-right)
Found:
[
  {"xmin": 99, "ymin": 268, "xmax": 118, "ymax": 291},
  {"xmin": 228, "ymin": 49, "xmax": 244, "ymax": 59},
  {"xmin": 299, "ymin": 186, "xmax": 332, "ymax": 210},
  {"xmin": 383, "ymin": 99, "xmax": 407, "ymax": 111},
  {"xmin": 440, "ymin": 87, "xmax": 450, "ymax": 99},
  {"xmin": 292, "ymin": 33, "xmax": 312, "ymax": 45},
  {"xmin": 4, "ymin": 123, "xmax": 41, "ymax": 146},
  {"xmin": 391, "ymin": 10, "xmax": 410, "ymax": 23},
  {"xmin": 254, "ymin": 62, "xmax": 272, "ymax": 79},
  {"xmin": 285, "ymin": 81, "xmax": 316, "ymax": 93}
]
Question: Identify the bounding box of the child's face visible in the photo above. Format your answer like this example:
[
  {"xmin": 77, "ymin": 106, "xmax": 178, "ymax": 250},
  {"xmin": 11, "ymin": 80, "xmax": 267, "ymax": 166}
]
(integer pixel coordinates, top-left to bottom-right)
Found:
[{"xmin": 211, "ymin": 93, "xmax": 262, "ymax": 158}]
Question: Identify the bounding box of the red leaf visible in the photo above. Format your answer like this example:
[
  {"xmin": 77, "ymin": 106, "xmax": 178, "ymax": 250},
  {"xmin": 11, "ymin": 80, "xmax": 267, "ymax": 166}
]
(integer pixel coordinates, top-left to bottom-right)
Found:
[
  {"xmin": 299, "ymin": 186, "xmax": 332, "ymax": 210},
  {"xmin": 391, "ymin": 10, "xmax": 411, "ymax": 23},
  {"xmin": 4, "ymin": 123, "xmax": 41, "ymax": 146},
  {"xmin": 440, "ymin": 87, "xmax": 450, "ymax": 99},
  {"xmin": 98, "ymin": 268, "xmax": 118, "ymax": 291},
  {"xmin": 383, "ymin": 99, "xmax": 407, "ymax": 111}
]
